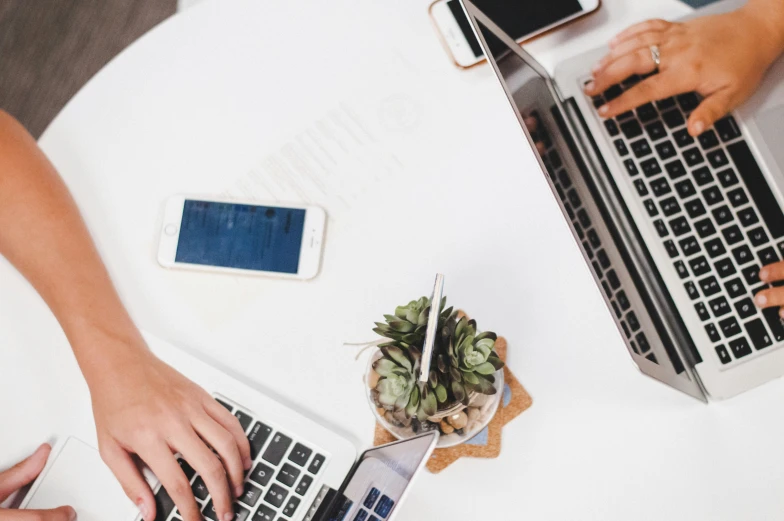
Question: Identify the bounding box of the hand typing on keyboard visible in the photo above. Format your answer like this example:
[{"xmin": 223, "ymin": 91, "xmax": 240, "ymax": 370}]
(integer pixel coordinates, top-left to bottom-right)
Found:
[
  {"xmin": 583, "ymin": 0, "xmax": 784, "ymax": 136},
  {"xmin": 0, "ymin": 444, "xmax": 75, "ymax": 521},
  {"xmin": 756, "ymin": 262, "xmax": 784, "ymax": 317}
]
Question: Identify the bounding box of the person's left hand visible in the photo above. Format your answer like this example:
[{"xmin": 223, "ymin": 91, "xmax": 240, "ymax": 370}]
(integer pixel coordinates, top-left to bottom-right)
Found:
[{"xmin": 755, "ymin": 262, "xmax": 784, "ymax": 316}]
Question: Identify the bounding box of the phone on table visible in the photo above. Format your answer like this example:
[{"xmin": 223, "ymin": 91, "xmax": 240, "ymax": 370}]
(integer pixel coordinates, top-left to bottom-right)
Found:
[
  {"xmin": 158, "ymin": 196, "xmax": 326, "ymax": 280},
  {"xmin": 429, "ymin": 0, "xmax": 600, "ymax": 68}
]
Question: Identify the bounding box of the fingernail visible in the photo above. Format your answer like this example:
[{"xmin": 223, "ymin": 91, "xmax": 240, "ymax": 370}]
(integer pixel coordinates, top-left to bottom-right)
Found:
[
  {"xmin": 693, "ymin": 121, "xmax": 704, "ymax": 134},
  {"xmin": 760, "ymin": 268, "xmax": 769, "ymax": 281},
  {"xmin": 591, "ymin": 62, "xmax": 602, "ymax": 74},
  {"xmin": 583, "ymin": 80, "xmax": 595, "ymax": 92},
  {"xmin": 137, "ymin": 500, "xmax": 150, "ymax": 521},
  {"xmin": 598, "ymin": 105, "xmax": 609, "ymax": 116},
  {"xmin": 755, "ymin": 294, "xmax": 767, "ymax": 307},
  {"xmin": 224, "ymin": 513, "xmax": 235, "ymax": 521},
  {"xmin": 244, "ymin": 458, "xmax": 252, "ymax": 470},
  {"xmin": 67, "ymin": 507, "xmax": 77, "ymax": 521}
]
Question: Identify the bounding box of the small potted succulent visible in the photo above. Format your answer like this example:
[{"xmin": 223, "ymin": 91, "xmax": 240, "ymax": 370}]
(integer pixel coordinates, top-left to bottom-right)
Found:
[{"xmin": 367, "ymin": 296, "xmax": 505, "ymax": 447}]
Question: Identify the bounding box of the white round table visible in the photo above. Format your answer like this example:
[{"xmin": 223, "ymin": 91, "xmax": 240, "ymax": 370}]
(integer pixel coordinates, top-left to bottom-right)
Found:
[{"xmin": 4, "ymin": 0, "xmax": 784, "ymax": 519}]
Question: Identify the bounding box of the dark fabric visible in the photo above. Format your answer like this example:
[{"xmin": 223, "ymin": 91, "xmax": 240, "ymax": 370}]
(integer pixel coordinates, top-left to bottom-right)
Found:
[{"xmin": 0, "ymin": 0, "xmax": 176, "ymax": 138}]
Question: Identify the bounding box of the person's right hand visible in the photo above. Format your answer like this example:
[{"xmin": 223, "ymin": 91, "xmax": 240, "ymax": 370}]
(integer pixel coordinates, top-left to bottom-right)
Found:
[
  {"xmin": 1, "ymin": 444, "xmax": 76, "ymax": 521},
  {"xmin": 584, "ymin": 5, "xmax": 784, "ymax": 136}
]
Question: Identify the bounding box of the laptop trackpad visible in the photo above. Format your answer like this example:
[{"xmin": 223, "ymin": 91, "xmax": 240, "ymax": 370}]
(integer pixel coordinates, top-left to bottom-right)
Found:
[
  {"xmin": 23, "ymin": 437, "xmax": 138, "ymax": 521},
  {"xmin": 755, "ymin": 104, "xmax": 784, "ymax": 177}
]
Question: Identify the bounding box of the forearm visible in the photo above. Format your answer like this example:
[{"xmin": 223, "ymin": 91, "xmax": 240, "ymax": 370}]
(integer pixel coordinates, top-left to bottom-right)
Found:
[
  {"xmin": 0, "ymin": 111, "xmax": 145, "ymax": 386},
  {"xmin": 742, "ymin": 0, "xmax": 784, "ymax": 62}
]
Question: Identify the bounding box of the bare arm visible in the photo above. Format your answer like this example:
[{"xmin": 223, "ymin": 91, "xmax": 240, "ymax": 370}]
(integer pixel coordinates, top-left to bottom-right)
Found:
[{"xmin": 0, "ymin": 111, "xmax": 251, "ymax": 521}]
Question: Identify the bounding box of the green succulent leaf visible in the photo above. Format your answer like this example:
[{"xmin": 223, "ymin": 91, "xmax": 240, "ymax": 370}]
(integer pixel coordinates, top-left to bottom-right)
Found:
[
  {"xmin": 451, "ymin": 380, "xmax": 466, "ymax": 403},
  {"xmin": 475, "ymin": 331, "xmax": 497, "ymax": 342},
  {"xmin": 474, "ymin": 362, "xmax": 497, "ymax": 375},
  {"xmin": 420, "ymin": 386, "xmax": 437, "ymax": 416},
  {"xmin": 381, "ymin": 346, "xmax": 413, "ymax": 372},
  {"xmin": 373, "ymin": 358, "xmax": 400, "ymax": 377},
  {"xmin": 435, "ymin": 383, "xmax": 447, "ymax": 403}
]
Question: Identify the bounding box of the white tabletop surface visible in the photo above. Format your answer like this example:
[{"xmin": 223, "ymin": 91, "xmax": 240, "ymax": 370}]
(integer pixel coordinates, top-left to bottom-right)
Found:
[{"xmin": 4, "ymin": 0, "xmax": 784, "ymax": 519}]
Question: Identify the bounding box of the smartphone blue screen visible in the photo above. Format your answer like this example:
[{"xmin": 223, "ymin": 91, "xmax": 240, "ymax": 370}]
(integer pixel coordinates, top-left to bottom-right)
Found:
[{"xmin": 175, "ymin": 200, "xmax": 306, "ymax": 274}]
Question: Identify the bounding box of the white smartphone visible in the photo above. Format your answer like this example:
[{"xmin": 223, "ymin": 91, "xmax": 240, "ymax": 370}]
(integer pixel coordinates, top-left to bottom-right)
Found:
[
  {"xmin": 158, "ymin": 196, "xmax": 326, "ymax": 280},
  {"xmin": 430, "ymin": 0, "xmax": 601, "ymax": 68}
]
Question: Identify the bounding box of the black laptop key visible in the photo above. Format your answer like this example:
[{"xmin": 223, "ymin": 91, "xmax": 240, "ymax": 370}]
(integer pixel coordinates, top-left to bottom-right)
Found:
[
  {"xmin": 288, "ymin": 443, "xmax": 313, "ymax": 467},
  {"xmin": 660, "ymin": 197, "xmax": 680, "ymax": 216},
  {"xmin": 375, "ymin": 496, "xmax": 395, "ymax": 519},
  {"xmin": 695, "ymin": 302, "xmax": 711, "ymax": 321},
  {"xmin": 729, "ymin": 337, "xmax": 753, "ymax": 358},
  {"xmin": 670, "ymin": 216, "xmax": 691, "ymax": 236},
  {"xmin": 614, "ymin": 139, "xmax": 629, "ymax": 156},
  {"xmin": 665, "ymin": 159, "xmax": 687, "ymax": 179},
  {"xmin": 707, "ymin": 149, "xmax": 729, "ymax": 168},
  {"xmin": 622, "ymin": 75, "xmax": 641, "ymax": 87},
  {"xmin": 729, "ymin": 140, "xmax": 784, "ymax": 238},
  {"xmin": 567, "ymin": 189, "xmax": 581, "ymax": 209},
  {"xmin": 636, "ymin": 332, "xmax": 651, "ymax": 353},
  {"xmin": 548, "ymin": 150, "xmax": 562, "ymax": 169},
  {"xmin": 216, "ymin": 398, "xmax": 233, "ymax": 412},
  {"xmin": 644, "ymin": 199, "xmax": 659, "ymax": 217},
  {"xmin": 673, "ymin": 128, "xmax": 694, "ymax": 148},
  {"xmin": 710, "ymin": 296, "xmax": 731, "ymax": 318},
  {"xmin": 655, "ymin": 140, "xmax": 676, "ymax": 160},
  {"xmin": 254, "ymin": 505, "xmax": 276, "ymax": 521},
  {"xmin": 741, "ymin": 264, "xmax": 761, "ymax": 286},
  {"xmin": 557, "ymin": 170, "xmax": 572, "ymax": 189},
  {"xmin": 264, "ymin": 484, "xmax": 288, "ymax": 508},
  {"xmin": 597, "ymin": 249, "xmax": 611, "ymax": 270},
  {"xmin": 607, "ymin": 269, "xmax": 621, "ymax": 290},
  {"xmin": 683, "ymin": 147, "xmax": 704, "ymax": 167},
  {"xmin": 662, "ymin": 109, "xmax": 685, "ymax": 129},
  {"xmin": 191, "ymin": 476, "xmax": 209, "ymax": 501},
  {"xmin": 677, "ymin": 92, "xmax": 700, "ymax": 112},
  {"xmin": 177, "ymin": 458, "xmax": 196, "ymax": 480},
  {"xmin": 154, "ymin": 487, "xmax": 176, "ymax": 521},
  {"xmin": 632, "ymin": 138, "xmax": 652, "ymax": 158},
  {"xmin": 698, "ymin": 130, "xmax": 720, "ymax": 150},
  {"xmin": 759, "ymin": 246, "xmax": 779, "ymax": 266},
  {"xmin": 588, "ymin": 229, "xmax": 601, "ymax": 248},
  {"xmin": 262, "ymin": 433, "xmax": 292, "ymax": 466},
  {"xmin": 591, "ymin": 95, "xmax": 604, "ymax": 108},
  {"xmin": 732, "ymin": 245, "xmax": 753, "ymax": 265},
  {"xmin": 722, "ymin": 225, "xmax": 743, "ymax": 245},
  {"xmin": 716, "ymin": 345, "xmax": 732, "ymax": 364},
  {"xmin": 715, "ymin": 116, "xmax": 741, "ymax": 142},
  {"xmin": 716, "ymin": 170, "xmax": 738, "ymax": 189},
  {"xmin": 636, "ymin": 103, "xmax": 658, "ymax": 122},
  {"xmin": 656, "ymin": 97, "xmax": 676, "ymax": 110},
  {"xmin": 712, "ymin": 205, "xmax": 733, "ymax": 225},
  {"xmin": 704, "ymin": 238, "xmax": 726, "ymax": 258},
  {"xmin": 693, "ymin": 166, "xmax": 714, "ymax": 186},
  {"xmin": 727, "ymin": 188, "xmax": 749, "ymax": 208},
  {"xmin": 738, "ymin": 207, "xmax": 759, "ymax": 228},
  {"xmin": 715, "ymin": 258, "xmax": 737, "ymax": 278},
  {"xmin": 719, "ymin": 317, "xmax": 741, "ymax": 338},
  {"xmin": 605, "ymin": 84, "xmax": 623, "ymax": 101},
  {"xmin": 735, "ymin": 298, "xmax": 757, "ymax": 320},
  {"xmin": 685, "ymin": 281, "xmax": 699, "ymax": 300},
  {"xmin": 295, "ymin": 474, "xmax": 313, "ymax": 496},
  {"xmin": 665, "ymin": 240, "xmax": 679, "ymax": 258},
  {"xmin": 651, "ymin": 177, "xmax": 672, "ymax": 197},
  {"xmin": 617, "ymin": 290, "xmax": 631, "ymax": 311},
  {"xmin": 694, "ymin": 218, "xmax": 715, "ymax": 237},
  {"xmin": 204, "ymin": 501, "xmax": 250, "ymax": 521},
  {"xmin": 239, "ymin": 483, "xmax": 263, "ymax": 508},
  {"xmin": 686, "ymin": 199, "xmax": 707, "ymax": 219},
  {"xmin": 762, "ymin": 307, "xmax": 784, "ymax": 341},
  {"xmin": 703, "ymin": 186, "xmax": 724, "ymax": 206},
  {"xmin": 250, "ymin": 462, "xmax": 275, "ymax": 487},
  {"xmin": 308, "ymin": 454, "xmax": 325, "ymax": 474},
  {"xmin": 613, "ymin": 302, "xmax": 622, "ymax": 319},
  {"xmin": 705, "ymin": 323, "xmax": 721, "ymax": 342},
  {"xmin": 577, "ymin": 208, "xmax": 591, "ymax": 228},
  {"xmin": 654, "ymin": 219, "xmax": 668, "ymax": 237},
  {"xmin": 689, "ymin": 256, "xmax": 711, "ymax": 276},
  {"xmin": 748, "ymin": 227, "xmax": 769, "ymax": 247},
  {"xmin": 276, "ymin": 463, "xmax": 301, "ymax": 487},
  {"xmin": 618, "ymin": 110, "xmax": 635, "ymax": 121},
  {"xmin": 675, "ymin": 260, "xmax": 689, "ymax": 278},
  {"xmin": 679, "ymin": 236, "xmax": 700, "ymax": 256},
  {"xmin": 725, "ymin": 278, "xmax": 746, "ymax": 299},
  {"xmin": 675, "ymin": 179, "xmax": 696, "ymax": 199},
  {"xmin": 646, "ymin": 121, "xmax": 667, "ymax": 141},
  {"xmin": 640, "ymin": 157, "xmax": 662, "ymax": 177},
  {"xmin": 604, "ymin": 119, "xmax": 619, "ymax": 136},
  {"xmin": 625, "ymin": 159, "xmax": 640, "ymax": 177},
  {"xmin": 746, "ymin": 318, "xmax": 773, "ymax": 349},
  {"xmin": 699, "ymin": 276, "xmax": 721, "ymax": 297},
  {"xmin": 247, "ymin": 421, "xmax": 273, "ymax": 460},
  {"xmin": 234, "ymin": 410, "xmax": 254, "ymax": 433},
  {"xmin": 634, "ymin": 179, "xmax": 648, "ymax": 197},
  {"xmin": 282, "ymin": 497, "xmax": 301, "ymax": 518},
  {"xmin": 621, "ymin": 119, "xmax": 643, "ymax": 139},
  {"xmin": 364, "ymin": 488, "xmax": 381, "ymax": 509}
]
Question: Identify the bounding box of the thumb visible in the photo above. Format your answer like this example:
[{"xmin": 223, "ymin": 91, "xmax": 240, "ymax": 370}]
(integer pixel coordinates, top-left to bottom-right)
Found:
[
  {"xmin": 688, "ymin": 89, "xmax": 734, "ymax": 136},
  {"xmin": 1, "ymin": 506, "xmax": 77, "ymax": 521},
  {"xmin": 0, "ymin": 444, "xmax": 51, "ymax": 501},
  {"xmin": 98, "ymin": 440, "xmax": 155, "ymax": 521}
]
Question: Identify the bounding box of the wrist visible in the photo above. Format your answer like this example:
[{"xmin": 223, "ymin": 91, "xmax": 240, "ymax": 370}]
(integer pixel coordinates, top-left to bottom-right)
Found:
[{"xmin": 741, "ymin": 0, "xmax": 784, "ymax": 64}]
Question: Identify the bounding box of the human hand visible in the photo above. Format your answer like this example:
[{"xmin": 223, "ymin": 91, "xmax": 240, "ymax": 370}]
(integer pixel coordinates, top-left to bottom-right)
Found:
[
  {"xmin": 0, "ymin": 444, "xmax": 76, "ymax": 521},
  {"xmin": 523, "ymin": 114, "xmax": 547, "ymax": 157},
  {"xmin": 84, "ymin": 334, "xmax": 251, "ymax": 521},
  {"xmin": 584, "ymin": 7, "xmax": 784, "ymax": 136},
  {"xmin": 755, "ymin": 262, "xmax": 784, "ymax": 316}
]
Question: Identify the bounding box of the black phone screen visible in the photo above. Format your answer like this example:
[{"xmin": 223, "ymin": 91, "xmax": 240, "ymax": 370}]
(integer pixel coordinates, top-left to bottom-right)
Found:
[{"xmin": 447, "ymin": 0, "xmax": 584, "ymax": 58}]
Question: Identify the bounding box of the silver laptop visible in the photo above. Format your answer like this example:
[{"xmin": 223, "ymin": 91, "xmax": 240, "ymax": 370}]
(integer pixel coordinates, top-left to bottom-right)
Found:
[
  {"xmin": 17, "ymin": 332, "xmax": 437, "ymax": 521},
  {"xmin": 461, "ymin": 0, "xmax": 784, "ymax": 400}
]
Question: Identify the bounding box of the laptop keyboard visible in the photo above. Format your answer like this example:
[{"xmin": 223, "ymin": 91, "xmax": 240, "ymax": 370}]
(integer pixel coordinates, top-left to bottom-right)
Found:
[
  {"xmin": 152, "ymin": 395, "xmax": 329, "ymax": 521},
  {"xmin": 350, "ymin": 487, "xmax": 396, "ymax": 521},
  {"xmin": 588, "ymin": 75, "xmax": 784, "ymax": 367},
  {"xmin": 530, "ymin": 110, "xmax": 658, "ymax": 364}
]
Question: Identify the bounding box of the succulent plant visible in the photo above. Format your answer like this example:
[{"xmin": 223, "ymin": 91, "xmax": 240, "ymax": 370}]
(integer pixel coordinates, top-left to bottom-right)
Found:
[{"xmin": 371, "ymin": 296, "xmax": 503, "ymax": 424}]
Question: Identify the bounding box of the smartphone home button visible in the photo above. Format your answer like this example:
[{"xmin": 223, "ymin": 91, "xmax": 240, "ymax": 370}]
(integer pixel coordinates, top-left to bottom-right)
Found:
[{"xmin": 164, "ymin": 224, "xmax": 178, "ymax": 236}]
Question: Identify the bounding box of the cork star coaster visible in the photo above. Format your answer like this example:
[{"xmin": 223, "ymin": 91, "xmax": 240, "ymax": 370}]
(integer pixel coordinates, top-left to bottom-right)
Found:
[{"xmin": 372, "ymin": 337, "xmax": 533, "ymax": 473}]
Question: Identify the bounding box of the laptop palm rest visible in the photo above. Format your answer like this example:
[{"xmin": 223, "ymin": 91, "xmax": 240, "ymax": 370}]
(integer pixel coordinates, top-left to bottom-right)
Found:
[{"xmin": 21, "ymin": 437, "xmax": 138, "ymax": 521}]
